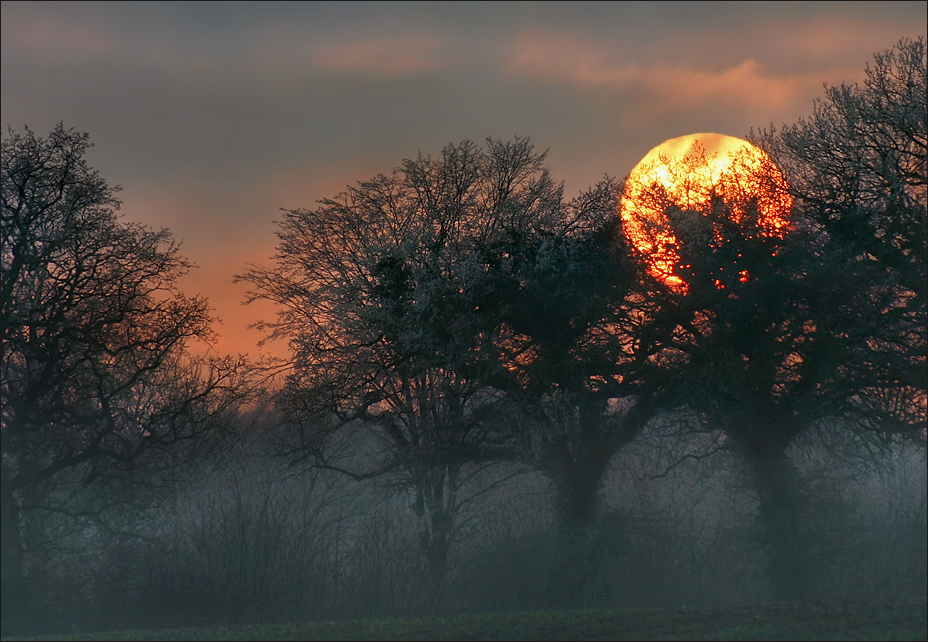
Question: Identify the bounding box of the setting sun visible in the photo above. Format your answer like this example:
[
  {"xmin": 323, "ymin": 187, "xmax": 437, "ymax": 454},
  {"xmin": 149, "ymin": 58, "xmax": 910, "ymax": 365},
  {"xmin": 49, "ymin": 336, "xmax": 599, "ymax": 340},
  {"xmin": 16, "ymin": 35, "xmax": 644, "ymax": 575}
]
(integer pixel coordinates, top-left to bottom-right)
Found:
[{"xmin": 620, "ymin": 133, "xmax": 792, "ymax": 289}]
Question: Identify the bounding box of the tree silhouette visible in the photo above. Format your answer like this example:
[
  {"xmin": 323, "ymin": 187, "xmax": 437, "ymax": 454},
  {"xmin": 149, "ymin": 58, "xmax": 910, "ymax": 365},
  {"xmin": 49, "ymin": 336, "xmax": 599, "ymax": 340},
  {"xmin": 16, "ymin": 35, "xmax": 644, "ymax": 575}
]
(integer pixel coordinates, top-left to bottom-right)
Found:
[
  {"xmin": 240, "ymin": 137, "xmax": 671, "ymax": 595},
  {"xmin": 1, "ymin": 125, "xmax": 253, "ymax": 633},
  {"xmin": 242, "ymin": 138, "xmax": 559, "ymax": 588},
  {"xmin": 752, "ymin": 37, "xmax": 926, "ymax": 439},
  {"xmin": 622, "ymin": 40, "xmax": 925, "ymax": 599}
]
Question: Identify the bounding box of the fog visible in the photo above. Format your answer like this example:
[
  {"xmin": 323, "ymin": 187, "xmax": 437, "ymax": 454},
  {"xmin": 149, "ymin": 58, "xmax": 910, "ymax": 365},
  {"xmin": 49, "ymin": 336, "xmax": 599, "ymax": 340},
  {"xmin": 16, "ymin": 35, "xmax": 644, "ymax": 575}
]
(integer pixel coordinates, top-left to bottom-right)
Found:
[{"xmin": 19, "ymin": 414, "xmax": 926, "ymax": 634}]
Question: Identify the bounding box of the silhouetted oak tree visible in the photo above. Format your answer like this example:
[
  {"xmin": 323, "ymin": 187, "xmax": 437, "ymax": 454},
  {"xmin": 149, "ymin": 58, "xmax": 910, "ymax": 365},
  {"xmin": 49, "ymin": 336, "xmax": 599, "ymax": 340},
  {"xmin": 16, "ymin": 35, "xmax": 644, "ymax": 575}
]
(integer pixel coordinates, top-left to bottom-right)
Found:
[
  {"xmin": 752, "ymin": 37, "xmax": 926, "ymax": 438},
  {"xmin": 633, "ymin": 38, "xmax": 926, "ymax": 600},
  {"xmin": 663, "ymin": 196, "xmax": 856, "ymax": 600},
  {"xmin": 482, "ymin": 214, "xmax": 678, "ymax": 534}
]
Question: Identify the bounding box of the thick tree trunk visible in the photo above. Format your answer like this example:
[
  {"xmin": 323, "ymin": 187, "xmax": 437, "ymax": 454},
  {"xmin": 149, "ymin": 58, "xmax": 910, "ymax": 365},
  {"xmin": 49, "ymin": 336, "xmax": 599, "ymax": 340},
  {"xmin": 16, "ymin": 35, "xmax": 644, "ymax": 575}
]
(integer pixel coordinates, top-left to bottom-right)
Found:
[
  {"xmin": 420, "ymin": 522, "xmax": 451, "ymax": 588},
  {"xmin": 549, "ymin": 445, "xmax": 614, "ymax": 534},
  {"xmin": 543, "ymin": 397, "xmax": 651, "ymax": 534},
  {"xmin": 414, "ymin": 465, "xmax": 459, "ymax": 602},
  {"xmin": 543, "ymin": 445, "xmax": 616, "ymax": 608},
  {"xmin": 540, "ymin": 427, "xmax": 630, "ymax": 605},
  {"xmin": 539, "ymin": 397, "xmax": 653, "ymax": 607},
  {"xmin": 1, "ymin": 485, "xmax": 27, "ymax": 635},
  {"xmin": 746, "ymin": 448, "xmax": 813, "ymax": 601}
]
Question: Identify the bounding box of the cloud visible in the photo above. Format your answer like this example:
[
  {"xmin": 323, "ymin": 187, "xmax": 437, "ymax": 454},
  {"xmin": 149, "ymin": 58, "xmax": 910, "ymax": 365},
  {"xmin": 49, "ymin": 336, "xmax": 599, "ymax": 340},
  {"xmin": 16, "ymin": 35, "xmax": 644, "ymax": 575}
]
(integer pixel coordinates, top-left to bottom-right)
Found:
[
  {"xmin": 505, "ymin": 30, "xmax": 831, "ymax": 116},
  {"xmin": 4, "ymin": 2, "xmax": 922, "ymax": 362},
  {"xmin": 764, "ymin": 14, "xmax": 926, "ymax": 69},
  {"xmin": 311, "ymin": 36, "xmax": 458, "ymax": 76},
  {"xmin": 4, "ymin": 13, "xmax": 118, "ymax": 59},
  {"xmin": 1, "ymin": 7, "xmax": 225, "ymax": 77},
  {"xmin": 247, "ymin": 32, "xmax": 459, "ymax": 79}
]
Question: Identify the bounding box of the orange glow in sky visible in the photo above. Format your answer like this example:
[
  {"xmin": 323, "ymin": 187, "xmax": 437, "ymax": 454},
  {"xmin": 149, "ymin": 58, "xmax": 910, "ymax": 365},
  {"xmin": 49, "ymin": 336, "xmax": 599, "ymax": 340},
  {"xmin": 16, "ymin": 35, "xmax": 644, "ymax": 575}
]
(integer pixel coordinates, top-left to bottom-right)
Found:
[{"xmin": 620, "ymin": 133, "xmax": 792, "ymax": 289}]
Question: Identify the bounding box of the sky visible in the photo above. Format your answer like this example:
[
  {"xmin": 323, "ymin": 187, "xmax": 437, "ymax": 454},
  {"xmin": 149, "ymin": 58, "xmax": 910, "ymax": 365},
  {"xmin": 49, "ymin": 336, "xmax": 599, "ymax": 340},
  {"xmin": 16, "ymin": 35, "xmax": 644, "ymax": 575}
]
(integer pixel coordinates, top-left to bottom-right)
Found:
[{"xmin": 2, "ymin": 1, "xmax": 926, "ymax": 360}]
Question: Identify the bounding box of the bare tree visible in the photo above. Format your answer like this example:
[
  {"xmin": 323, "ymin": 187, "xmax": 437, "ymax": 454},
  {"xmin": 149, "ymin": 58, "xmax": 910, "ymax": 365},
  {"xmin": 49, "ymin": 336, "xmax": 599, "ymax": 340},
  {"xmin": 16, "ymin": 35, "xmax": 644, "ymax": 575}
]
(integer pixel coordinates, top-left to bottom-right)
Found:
[
  {"xmin": 745, "ymin": 39, "xmax": 927, "ymax": 594},
  {"xmin": 1, "ymin": 124, "xmax": 254, "ymax": 633},
  {"xmin": 241, "ymin": 137, "xmax": 655, "ymax": 590},
  {"xmin": 242, "ymin": 138, "xmax": 554, "ymax": 588},
  {"xmin": 748, "ymin": 39, "xmax": 927, "ymax": 595}
]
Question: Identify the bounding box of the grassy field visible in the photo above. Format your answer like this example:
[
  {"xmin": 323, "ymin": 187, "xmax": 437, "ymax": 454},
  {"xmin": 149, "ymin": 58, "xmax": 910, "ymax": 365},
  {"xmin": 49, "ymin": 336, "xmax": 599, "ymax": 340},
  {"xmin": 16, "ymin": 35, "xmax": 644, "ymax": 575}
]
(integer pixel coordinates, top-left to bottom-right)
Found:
[{"xmin": 6, "ymin": 596, "xmax": 926, "ymax": 641}]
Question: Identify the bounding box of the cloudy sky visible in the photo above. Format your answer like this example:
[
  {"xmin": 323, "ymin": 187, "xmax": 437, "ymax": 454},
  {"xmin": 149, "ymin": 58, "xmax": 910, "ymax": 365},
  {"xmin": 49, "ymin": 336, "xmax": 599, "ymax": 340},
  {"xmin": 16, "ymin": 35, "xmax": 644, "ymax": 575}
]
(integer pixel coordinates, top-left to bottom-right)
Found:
[{"xmin": 3, "ymin": 1, "xmax": 925, "ymax": 359}]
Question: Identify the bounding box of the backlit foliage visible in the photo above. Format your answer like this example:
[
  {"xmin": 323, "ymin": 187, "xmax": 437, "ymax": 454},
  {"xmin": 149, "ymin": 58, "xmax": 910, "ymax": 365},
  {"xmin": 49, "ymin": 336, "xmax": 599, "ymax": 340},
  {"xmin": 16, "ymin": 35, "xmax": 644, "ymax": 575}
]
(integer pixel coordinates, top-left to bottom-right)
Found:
[{"xmin": 620, "ymin": 138, "xmax": 792, "ymax": 289}]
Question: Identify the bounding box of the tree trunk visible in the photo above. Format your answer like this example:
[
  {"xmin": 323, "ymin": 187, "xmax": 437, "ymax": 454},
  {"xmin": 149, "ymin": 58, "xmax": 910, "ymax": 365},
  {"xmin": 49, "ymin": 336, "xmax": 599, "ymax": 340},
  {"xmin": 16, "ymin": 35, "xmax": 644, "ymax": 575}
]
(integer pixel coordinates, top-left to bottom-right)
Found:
[
  {"xmin": 549, "ymin": 445, "xmax": 614, "ymax": 534},
  {"xmin": 544, "ymin": 446, "xmax": 615, "ymax": 608},
  {"xmin": 414, "ymin": 465, "xmax": 459, "ymax": 602},
  {"xmin": 543, "ymin": 397, "xmax": 650, "ymax": 534},
  {"xmin": 746, "ymin": 448, "xmax": 814, "ymax": 601},
  {"xmin": 1, "ymin": 485, "xmax": 27, "ymax": 635},
  {"xmin": 540, "ymin": 425, "xmax": 627, "ymax": 608},
  {"xmin": 539, "ymin": 397, "xmax": 652, "ymax": 607}
]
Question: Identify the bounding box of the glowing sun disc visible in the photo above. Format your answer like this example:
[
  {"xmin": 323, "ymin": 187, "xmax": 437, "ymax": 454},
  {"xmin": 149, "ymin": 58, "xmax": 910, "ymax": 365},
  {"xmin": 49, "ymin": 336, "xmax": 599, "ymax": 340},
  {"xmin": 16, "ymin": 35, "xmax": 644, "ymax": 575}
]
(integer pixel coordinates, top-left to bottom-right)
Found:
[{"xmin": 620, "ymin": 133, "xmax": 792, "ymax": 289}]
